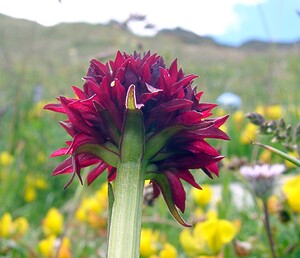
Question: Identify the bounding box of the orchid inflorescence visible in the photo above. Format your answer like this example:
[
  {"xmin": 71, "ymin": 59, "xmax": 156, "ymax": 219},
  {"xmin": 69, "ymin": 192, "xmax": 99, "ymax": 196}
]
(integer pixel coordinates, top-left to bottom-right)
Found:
[{"xmin": 44, "ymin": 51, "xmax": 229, "ymax": 226}]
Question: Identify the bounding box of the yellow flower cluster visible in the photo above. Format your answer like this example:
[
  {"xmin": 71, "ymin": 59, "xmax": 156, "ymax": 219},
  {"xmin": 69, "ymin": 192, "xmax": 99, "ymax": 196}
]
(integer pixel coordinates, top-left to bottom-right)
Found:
[
  {"xmin": 75, "ymin": 183, "xmax": 108, "ymax": 228},
  {"xmin": 38, "ymin": 208, "xmax": 72, "ymax": 258},
  {"xmin": 38, "ymin": 235, "xmax": 72, "ymax": 258},
  {"xmin": 0, "ymin": 151, "xmax": 14, "ymax": 166},
  {"xmin": 24, "ymin": 175, "xmax": 48, "ymax": 202},
  {"xmin": 42, "ymin": 208, "xmax": 64, "ymax": 236},
  {"xmin": 0, "ymin": 212, "xmax": 29, "ymax": 239},
  {"xmin": 231, "ymin": 105, "xmax": 285, "ymax": 145},
  {"xmin": 140, "ymin": 228, "xmax": 177, "ymax": 258},
  {"xmin": 232, "ymin": 110, "xmax": 245, "ymax": 126},
  {"xmin": 240, "ymin": 123, "xmax": 258, "ymax": 144},
  {"xmin": 255, "ymin": 105, "xmax": 284, "ymax": 120},
  {"xmin": 282, "ymin": 174, "xmax": 300, "ymax": 213},
  {"xmin": 180, "ymin": 211, "xmax": 239, "ymax": 256},
  {"xmin": 190, "ymin": 184, "xmax": 213, "ymax": 207}
]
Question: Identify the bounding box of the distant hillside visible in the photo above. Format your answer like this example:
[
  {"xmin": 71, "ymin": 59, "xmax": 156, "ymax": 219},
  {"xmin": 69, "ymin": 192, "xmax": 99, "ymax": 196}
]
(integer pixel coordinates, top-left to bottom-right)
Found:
[
  {"xmin": 157, "ymin": 27, "xmax": 219, "ymax": 46},
  {"xmin": 1, "ymin": 13, "xmax": 300, "ymax": 109}
]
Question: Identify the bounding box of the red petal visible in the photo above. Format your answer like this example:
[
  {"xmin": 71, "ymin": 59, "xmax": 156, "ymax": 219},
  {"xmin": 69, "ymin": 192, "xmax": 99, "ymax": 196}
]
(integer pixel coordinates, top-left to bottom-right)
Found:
[
  {"xmin": 176, "ymin": 110, "xmax": 203, "ymax": 125},
  {"xmin": 111, "ymin": 79, "xmax": 126, "ymax": 110},
  {"xmin": 50, "ymin": 147, "xmax": 69, "ymax": 157},
  {"xmin": 107, "ymin": 167, "xmax": 117, "ymax": 181},
  {"xmin": 43, "ymin": 103, "xmax": 64, "ymax": 113},
  {"xmin": 52, "ymin": 157, "xmax": 73, "ymax": 175},
  {"xmin": 195, "ymin": 91, "xmax": 204, "ymax": 101},
  {"xmin": 185, "ymin": 126, "xmax": 230, "ymax": 140},
  {"xmin": 66, "ymin": 133, "xmax": 98, "ymax": 154},
  {"xmin": 176, "ymin": 169, "xmax": 202, "ymax": 189},
  {"xmin": 186, "ymin": 140, "xmax": 220, "ymax": 156},
  {"xmin": 151, "ymin": 176, "xmax": 191, "ymax": 227},
  {"xmin": 165, "ymin": 172, "xmax": 186, "ymax": 213},
  {"xmin": 168, "ymin": 59, "xmax": 178, "ymax": 83},
  {"xmin": 151, "ymin": 181, "xmax": 161, "ymax": 198},
  {"xmin": 171, "ymin": 74, "xmax": 198, "ymax": 96},
  {"xmin": 141, "ymin": 63, "xmax": 151, "ymax": 84},
  {"xmin": 59, "ymin": 121, "xmax": 76, "ymax": 137},
  {"xmin": 88, "ymin": 58, "xmax": 110, "ymax": 77},
  {"xmin": 160, "ymin": 99, "xmax": 193, "ymax": 113},
  {"xmin": 206, "ymin": 162, "xmax": 220, "ymax": 176},
  {"xmin": 60, "ymin": 97, "xmax": 97, "ymax": 137},
  {"xmin": 87, "ymin": 162, "xmax": 109, "ymax": 185},
  {"xmin": 163, "ymin": 153, "xmax": 223, "ymax": 170},
  {"xmin": 72, "ymin": 86, "xmax": 86, "ymax": 99}
]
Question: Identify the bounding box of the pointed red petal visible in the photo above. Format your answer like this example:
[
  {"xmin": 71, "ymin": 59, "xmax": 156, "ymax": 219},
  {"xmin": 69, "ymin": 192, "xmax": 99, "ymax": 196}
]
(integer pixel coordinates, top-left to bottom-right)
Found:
[
  {"xmin": 151, "ymin": 175, "xmax": 191, "ymax": 227},
  {"xmin": 43, "ymin": 103, "xmax": 64, "ymax": 113},
  {"xmin": 87, "ymin": 162, "xmax": 109, "ymax": 185},
  {"xmin": 165, "ymin": 171, "xmax": 186, "ymax": 213},
  {"xmin": 176, "ymin": 169, "xmax": 202, "ymax": 189},
  {"xmin": 171, "ymin": 74, "xmax": 198, "ymax": 95}
]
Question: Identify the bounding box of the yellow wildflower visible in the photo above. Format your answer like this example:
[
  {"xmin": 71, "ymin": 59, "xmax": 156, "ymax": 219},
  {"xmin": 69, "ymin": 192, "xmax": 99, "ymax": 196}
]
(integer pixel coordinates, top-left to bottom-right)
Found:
[
  {"xmin": 14, "ymin": 217, "xmax": 29, "ymax": 236},
  {"xmin": 180, "ymin": 228, "xmax": 207, "ymax": 256},
  {"xmin": 191, "ymin": 185, "xmax": 213, "ymax": 207},
  {"xmin": 159, "ymin": 243, "xmax": 177, "ymax": 258},
  {"xmin": 259, "ymin": 149, "xmax": 272, "ymax": 163},
  {"xmin": 43, "ymin": 208, "xmax": 64, "ymax": 236},
  {"xmin": 35, "ymin": 178, "xmax": 48, "ymax": 189},
  {"xmin": 180, "ymin": 217, "xmax": 237, "ymax": 256},
  {"xmin": 75, "ymin": 196, "xmax": 106, "ymax": 228},
  {"xmin": 265, "ymin": 105, "xmax": 284, "ymax": 120},
  {"xmin": 38, "ymin": 235, "xmax": 72, "ymax": 258},
  {"xmin": 192, "ymin": 207, "xmax": 205, "ymax": 219},
  {"xmin": 255, "ymin": 105, "xmax": 265, "ymax": 116},
  {"xmin": 240, "ymin": 123, "xmax": 257, "ymax": 144},
  {"xmin": 38, "ymin": 236, "xmax": 55, "ymax": 257},
  {"xmin": 0, "ymin": 212, "xmax": 14, "ymax": 238},
  {"xmin": 232, "ymin": 110, "xmax": 244, "ymax": 125},
  {"xmin": 0, "ymin": 212, "xmax": 29, "ymax": 238},
  {"xmin": 282, "ymin": 174, "xmax": 300, "ymax": 213},
  {"xmin": 255, "ymin": 105, "xmax": 284, "ymax": 120},
  {"xmin": 95, "ymin": 183, "xmax": 108, "ymax": 207},
  {"xmin": 75, "ymin": 184, "xmax": 107, "ymax": 228},
  {"xmin": 25, "ymin": 185, "xmax": 37, "ymax": 202},
  {"xmin": 0, "ymin": 151, "xmax": 14, "ymax": 166},
  {"xmin": 140, "ymin": 228, "xmax": 160, "ymax": 257},
  {"xmin": 24, "ymin": 176, "xmax": 48, "ymax": 202},
  {"xmin": 197, "ymin": 218, "xmax": 237, "ymax": 254},
  {"xmin": 206, "ymin": 209, "xmax": 218, "ymax": 220}
]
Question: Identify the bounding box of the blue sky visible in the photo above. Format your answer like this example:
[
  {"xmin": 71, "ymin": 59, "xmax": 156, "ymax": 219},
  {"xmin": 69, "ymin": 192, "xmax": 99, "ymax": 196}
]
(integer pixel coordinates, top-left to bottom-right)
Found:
[
  {"xmin": 215, "ymin": 0, "xmax": 300, "ymax": 45},
  {"xmin": 0, "ymin": 0, "xmax": 299, "ymax": 46}
]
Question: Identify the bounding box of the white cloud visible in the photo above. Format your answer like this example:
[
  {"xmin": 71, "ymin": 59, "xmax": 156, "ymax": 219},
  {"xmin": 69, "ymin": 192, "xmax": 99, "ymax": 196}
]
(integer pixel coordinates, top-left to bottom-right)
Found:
[{"xmin": 0, "ymin": 0, "xmax": 266, "ymax": 36}]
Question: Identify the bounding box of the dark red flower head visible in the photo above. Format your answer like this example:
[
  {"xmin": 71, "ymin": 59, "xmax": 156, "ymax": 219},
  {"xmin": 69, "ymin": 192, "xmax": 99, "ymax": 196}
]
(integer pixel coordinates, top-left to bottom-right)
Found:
[{"xmin": 44, "ymin": 51, "xmax": 229, "ymax": 226}]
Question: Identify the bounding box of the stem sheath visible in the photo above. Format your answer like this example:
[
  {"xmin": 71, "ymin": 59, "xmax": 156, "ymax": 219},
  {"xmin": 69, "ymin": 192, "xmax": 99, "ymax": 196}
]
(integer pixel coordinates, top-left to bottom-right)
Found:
[{"xmin": 107, "ymin": 106, "xmax": 145, "ymax": 258}]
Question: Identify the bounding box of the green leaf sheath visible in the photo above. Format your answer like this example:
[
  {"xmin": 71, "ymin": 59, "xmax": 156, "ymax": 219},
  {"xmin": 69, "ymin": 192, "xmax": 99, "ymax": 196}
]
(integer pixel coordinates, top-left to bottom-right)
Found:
[{"xmin": 107, "ymin": 107, "xmax": 146, "ymax": 258}]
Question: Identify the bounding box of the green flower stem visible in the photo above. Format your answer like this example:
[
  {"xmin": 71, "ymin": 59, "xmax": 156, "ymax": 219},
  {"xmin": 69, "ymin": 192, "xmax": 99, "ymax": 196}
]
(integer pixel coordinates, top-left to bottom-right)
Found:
[
  {"xmin": 107, "ymin": 104, "xmax": 145, "ymax": 258},
  {"xmin": 252, "ymin": 142, "xmax": 300, "ymax": 167},
  {"xmin": 107, "ymin": 161, "xmax": 146, "ymax": 257},
  {"xmin": 262, "ymin": 199, "xmax": 279, "ymax": 258}
]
